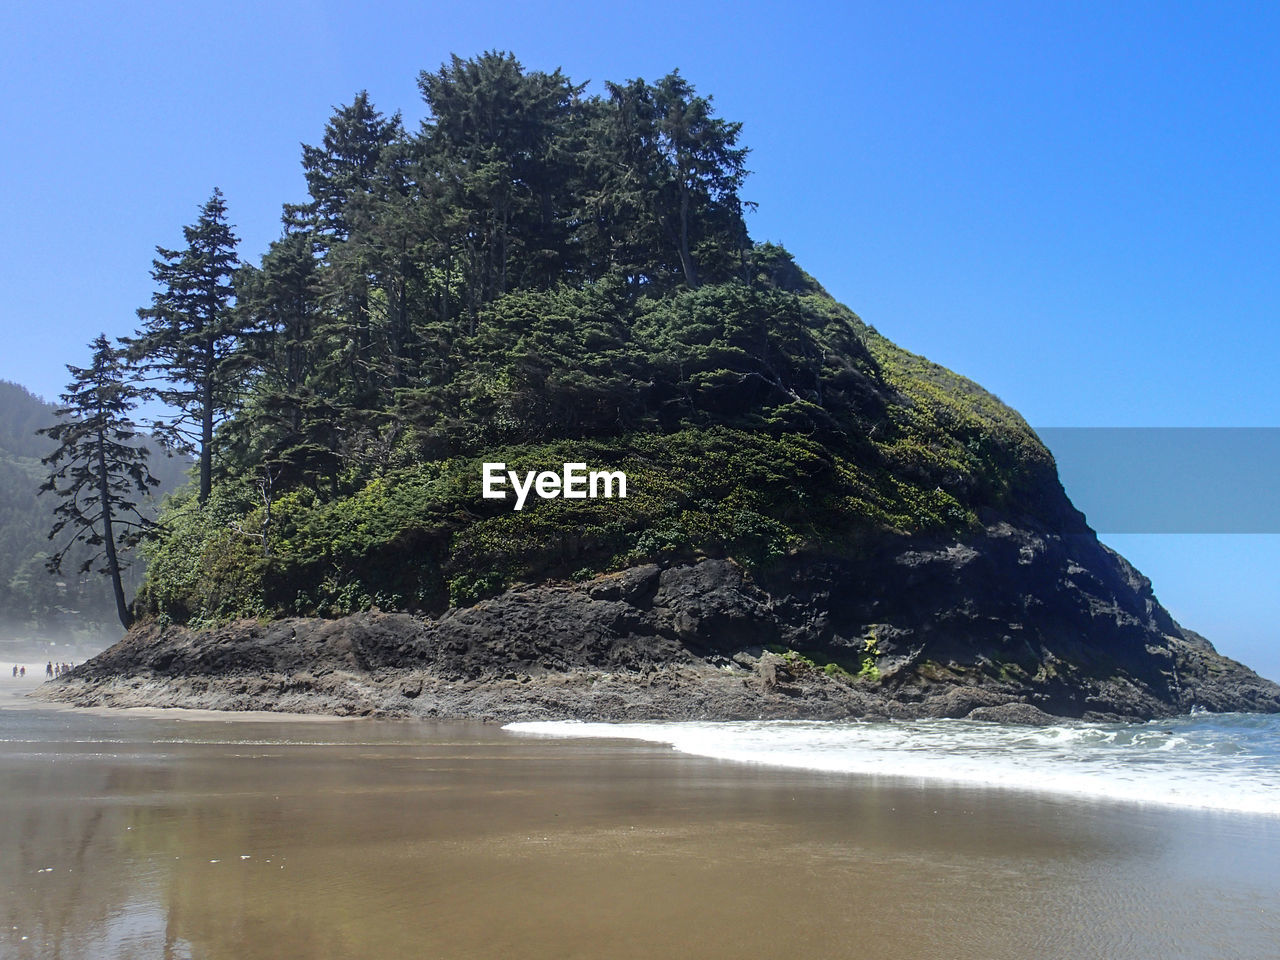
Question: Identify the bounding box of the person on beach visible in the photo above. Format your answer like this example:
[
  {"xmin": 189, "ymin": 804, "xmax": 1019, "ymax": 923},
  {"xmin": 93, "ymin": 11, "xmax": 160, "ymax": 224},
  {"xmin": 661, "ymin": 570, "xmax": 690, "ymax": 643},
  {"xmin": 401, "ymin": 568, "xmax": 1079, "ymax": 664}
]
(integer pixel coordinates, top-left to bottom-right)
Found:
[
  {"xmin": 46, "ymin": 662, "xmax": 53, "ymax": 678},
  {"xmin": 19, "ymin": 666, "xmax": 25, "ymax": 677}
]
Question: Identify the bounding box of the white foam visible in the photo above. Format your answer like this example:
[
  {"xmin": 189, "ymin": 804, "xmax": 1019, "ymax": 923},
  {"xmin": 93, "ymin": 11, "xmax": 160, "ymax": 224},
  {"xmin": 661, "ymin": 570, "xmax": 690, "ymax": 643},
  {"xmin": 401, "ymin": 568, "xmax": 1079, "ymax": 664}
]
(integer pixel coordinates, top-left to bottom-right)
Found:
[{"xmin": 505, "ymin": 717, "xmax": 1280, "ymax": 817}]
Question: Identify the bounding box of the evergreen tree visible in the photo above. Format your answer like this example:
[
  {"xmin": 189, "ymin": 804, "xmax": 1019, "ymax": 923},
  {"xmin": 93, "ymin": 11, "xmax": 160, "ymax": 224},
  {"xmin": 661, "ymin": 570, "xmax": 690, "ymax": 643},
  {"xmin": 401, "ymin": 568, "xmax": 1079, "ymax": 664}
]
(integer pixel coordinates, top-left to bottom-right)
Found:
[
  {"xmin": 132, "ymin": 188, "xmax": 241, "ymax": 504},
  {"xmin": 595, "ymin": 72, "xmax": 750, "ymax": 289},
  {"xmin": 229, "ymin": 232, "xmax": 342, "ymax": 490},
  {"xmin": 132, "ymin": 55, "xmax": 763, "ymax": 506},
  {"xmin": 38, "ymin": 335, "xmax": 159, "ymax": 628},
  {"xmin": 419, "ymin": 52, "xmax": 587, "ymax": 313},
  {"xmin": 286, "ymin": 91, "xmax": 405, "ymax": 246},
  {"xmin": 286, "ymin": 94, "xmax": 408, "ymax": 421}
]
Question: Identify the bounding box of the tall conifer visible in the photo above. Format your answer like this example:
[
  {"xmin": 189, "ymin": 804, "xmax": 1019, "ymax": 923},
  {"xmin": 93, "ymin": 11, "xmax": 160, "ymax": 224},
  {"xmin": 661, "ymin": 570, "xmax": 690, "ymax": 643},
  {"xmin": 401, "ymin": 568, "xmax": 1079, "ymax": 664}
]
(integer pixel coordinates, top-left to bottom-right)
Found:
[
  {"xmin": 132, "ymin": 189, "xmax": 240, "ymax": 504},
  {"xmin": 39, "ymin": 336, "xmax": 158, "ymax": 628}
]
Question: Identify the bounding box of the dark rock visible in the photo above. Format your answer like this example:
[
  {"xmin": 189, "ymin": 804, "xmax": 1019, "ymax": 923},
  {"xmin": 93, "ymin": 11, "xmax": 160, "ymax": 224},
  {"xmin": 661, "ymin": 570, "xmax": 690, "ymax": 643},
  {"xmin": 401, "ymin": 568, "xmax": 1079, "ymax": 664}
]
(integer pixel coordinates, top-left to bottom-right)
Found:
[
  {"xmin": 757, "ymin": 652, "xmax": 792, "ymax": 692},
  {"xmin": 39, "ymin": 521, "xmax": 1280, "ymax": 723},
  {"xmin": 966, "ymin": 703, "xmax": 1059, "ymax": 726},
  {"xmin": 400, "ymin": 676, "xmax": 423, "ymax": 699}
]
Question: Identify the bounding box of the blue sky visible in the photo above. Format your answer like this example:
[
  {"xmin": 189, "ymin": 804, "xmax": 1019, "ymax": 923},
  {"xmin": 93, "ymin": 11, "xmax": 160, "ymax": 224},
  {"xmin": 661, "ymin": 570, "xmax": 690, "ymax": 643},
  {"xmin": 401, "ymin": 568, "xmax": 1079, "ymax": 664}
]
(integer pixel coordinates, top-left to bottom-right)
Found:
[{"xmin": 1, "ymin": 1, "xmax": 1277, "ymax": 679}]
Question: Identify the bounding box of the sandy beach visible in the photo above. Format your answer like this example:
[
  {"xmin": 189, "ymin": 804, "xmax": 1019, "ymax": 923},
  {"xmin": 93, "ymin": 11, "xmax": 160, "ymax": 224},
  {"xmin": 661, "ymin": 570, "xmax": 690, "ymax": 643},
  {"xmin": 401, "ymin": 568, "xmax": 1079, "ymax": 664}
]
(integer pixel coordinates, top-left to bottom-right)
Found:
[{"xmin": 1, "ymin": 682, "xmax": 1277, "ymax": 959}]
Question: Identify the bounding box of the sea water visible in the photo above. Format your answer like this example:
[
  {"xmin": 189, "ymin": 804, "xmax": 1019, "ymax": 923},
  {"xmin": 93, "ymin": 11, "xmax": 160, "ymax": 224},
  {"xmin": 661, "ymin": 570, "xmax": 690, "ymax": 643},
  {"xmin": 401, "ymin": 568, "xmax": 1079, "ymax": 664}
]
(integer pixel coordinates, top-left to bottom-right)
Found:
[{"xmin": 506, "ymin": 712, "xmax": 1280, "ymax": 816}]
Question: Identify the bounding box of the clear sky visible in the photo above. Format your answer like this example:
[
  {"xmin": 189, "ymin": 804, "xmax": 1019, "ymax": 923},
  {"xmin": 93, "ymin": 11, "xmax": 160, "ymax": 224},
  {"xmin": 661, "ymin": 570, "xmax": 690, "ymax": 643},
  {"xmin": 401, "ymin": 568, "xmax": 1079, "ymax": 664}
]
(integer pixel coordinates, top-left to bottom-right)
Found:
[{"xmin": 1, "ymin": 1, "xmax": 1277, "ymax": 679}]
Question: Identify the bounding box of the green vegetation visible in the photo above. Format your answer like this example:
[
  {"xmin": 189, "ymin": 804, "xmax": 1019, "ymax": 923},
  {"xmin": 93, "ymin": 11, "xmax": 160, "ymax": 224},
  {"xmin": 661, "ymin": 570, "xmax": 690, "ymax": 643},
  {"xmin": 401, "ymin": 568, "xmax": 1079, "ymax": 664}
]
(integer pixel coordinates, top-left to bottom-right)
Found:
[
  {"xmin": 39, "ymin": 336, "xmax": 160, "ymax": 628},
  {"xmin": 55, "ymin": 51, "xmax": 1064, "ymax": 627},
  {"xmin": 764, "ymin": 644, "xmax": 880, "ymax": 686},
  {"xmin": 132, "ymin": 188, "xmax": 241, "ymax": 506},
  {"xmin": 0, "ymin": 380, "xmax": 186, "ymax": 634}
]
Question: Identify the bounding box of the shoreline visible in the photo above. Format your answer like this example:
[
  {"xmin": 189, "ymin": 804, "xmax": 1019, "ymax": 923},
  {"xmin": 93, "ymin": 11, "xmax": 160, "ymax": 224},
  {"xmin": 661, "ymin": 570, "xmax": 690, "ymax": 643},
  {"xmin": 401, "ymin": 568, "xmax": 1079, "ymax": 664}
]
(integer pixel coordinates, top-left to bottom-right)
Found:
[
  {"xmin": 35, "ymin": 655, "xmax": 1280, "ymax": 727},
  {"xmin": 15, "ymin": 675, "xmax": 1280, "ymax": 820},
  {"xmin": 2, "ymin": 676, "xmax": 347, "ymax": 723},
  {"xmin": 506, "ymin": 716, "xmax": 1280, "ymax": 820}
]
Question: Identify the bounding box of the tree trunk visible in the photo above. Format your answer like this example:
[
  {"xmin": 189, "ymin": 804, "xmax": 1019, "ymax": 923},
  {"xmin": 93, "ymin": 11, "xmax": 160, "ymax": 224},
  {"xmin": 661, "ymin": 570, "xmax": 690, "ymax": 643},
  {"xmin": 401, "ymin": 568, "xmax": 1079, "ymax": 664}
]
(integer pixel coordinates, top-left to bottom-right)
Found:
[
  {"xmin": 499, "ymin": 201, "xmax": 509, "ymax": 295},
  {"xmin": 395, "ymin": 246, "xmax": 409, "ymax": 387},
  {"xmin": 441, "ymin": 237, "xmax": 452, "ymax": 326},
  {"xmin": 200, "ymin": 372, "xmax": 214, "ymax": 505},
  {"xmin": 96, "ymin": 430, "xmax": 131, "ymax": 629},
  {"xmin": 678, "ymin": 185, "xmax": 699, "ymax": 289}
]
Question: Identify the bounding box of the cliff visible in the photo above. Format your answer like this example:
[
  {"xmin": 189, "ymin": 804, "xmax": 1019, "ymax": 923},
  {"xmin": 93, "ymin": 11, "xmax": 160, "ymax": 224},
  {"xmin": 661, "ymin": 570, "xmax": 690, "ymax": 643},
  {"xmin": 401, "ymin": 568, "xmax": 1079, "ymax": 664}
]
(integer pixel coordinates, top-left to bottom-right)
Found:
[{"xmin": 45, "ymin": 529, "xmax": 1280, "ymax": 722}]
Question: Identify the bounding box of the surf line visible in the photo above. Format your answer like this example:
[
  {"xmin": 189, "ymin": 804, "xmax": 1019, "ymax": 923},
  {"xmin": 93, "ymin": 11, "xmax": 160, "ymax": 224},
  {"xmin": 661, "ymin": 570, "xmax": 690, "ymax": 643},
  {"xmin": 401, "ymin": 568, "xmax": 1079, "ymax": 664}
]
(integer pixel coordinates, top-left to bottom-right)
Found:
[{"xmin": 482, "ymin": 462, "xmax": 627, "ymax": 511}]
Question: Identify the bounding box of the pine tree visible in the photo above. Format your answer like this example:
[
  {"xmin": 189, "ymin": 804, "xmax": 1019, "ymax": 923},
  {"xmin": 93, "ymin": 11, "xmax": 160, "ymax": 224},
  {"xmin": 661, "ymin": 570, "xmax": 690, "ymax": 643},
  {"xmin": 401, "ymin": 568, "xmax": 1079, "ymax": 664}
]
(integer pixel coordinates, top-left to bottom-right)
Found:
[
  {"xmin": 419, "ymin": 52, "xmax": 586, "ymax": 310},
  {"xmin": 286, "ymin": 91, "xmax": 405, "ymax": 247},
  {"xmin": 285, "ymin": 95, "xmax": 408, "ymax": 413},
  {"xmin": 38, "ymin": 335, "xmax": 159, "ymax": 629},
  {"xmin": 132, "ymin": 188, "xmax": 241, "ymax": 504},
  {"xmin": 229, "ymin": 232, "xmax": 343, "ymax": 490},
  {"xmin": 595, "ymin": 72, "xmax": 750, "ymax": 290}
]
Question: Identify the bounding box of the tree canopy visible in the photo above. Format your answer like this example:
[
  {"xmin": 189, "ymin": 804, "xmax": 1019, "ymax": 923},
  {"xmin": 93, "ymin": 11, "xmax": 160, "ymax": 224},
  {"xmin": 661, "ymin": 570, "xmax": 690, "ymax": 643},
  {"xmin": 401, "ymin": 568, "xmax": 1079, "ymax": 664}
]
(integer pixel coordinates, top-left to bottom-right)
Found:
[
  {"xmin": 132, "ymin": 189, "xmax": 241, "ymax": 504},
  {"xmin": 39, "ymin": 336, "xmax": 159, "ymax": 628},
  {"xmin": 110, "ymin": 52, "xmax": 1065, "ymax": 627}
]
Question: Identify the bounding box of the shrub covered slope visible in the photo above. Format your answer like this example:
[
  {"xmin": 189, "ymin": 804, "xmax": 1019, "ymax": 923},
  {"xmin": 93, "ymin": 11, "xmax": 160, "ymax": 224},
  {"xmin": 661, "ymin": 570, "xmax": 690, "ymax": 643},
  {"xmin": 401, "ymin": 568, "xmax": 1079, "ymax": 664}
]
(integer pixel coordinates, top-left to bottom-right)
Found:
[
  {"xmin": 110, "ymin": 53, "xmax": 1065, "ymax": 625},
  {"xmin": 140, "ymin": 267, "xmax": 1080, "ymax": 624}
]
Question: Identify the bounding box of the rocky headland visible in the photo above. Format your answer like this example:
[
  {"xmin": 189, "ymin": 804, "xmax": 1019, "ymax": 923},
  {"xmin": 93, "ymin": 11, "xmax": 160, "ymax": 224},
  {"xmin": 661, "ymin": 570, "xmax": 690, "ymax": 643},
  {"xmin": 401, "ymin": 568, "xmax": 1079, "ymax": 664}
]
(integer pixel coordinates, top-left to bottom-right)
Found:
[
  {"xmin": 43, "ymin": 522, "xmax": 1280, "ymax": 723},
  {"xmin": 34, "ymin": 58, "xmax": 1280, "ymax": 727}
]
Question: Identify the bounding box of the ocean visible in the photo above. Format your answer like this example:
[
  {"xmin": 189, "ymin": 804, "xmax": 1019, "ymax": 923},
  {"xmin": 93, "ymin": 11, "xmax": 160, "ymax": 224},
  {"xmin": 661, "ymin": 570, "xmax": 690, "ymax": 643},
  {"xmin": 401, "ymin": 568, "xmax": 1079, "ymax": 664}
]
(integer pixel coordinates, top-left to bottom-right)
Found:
[{"xmin": 507, "ymin": 712, "xmax": 1280, "ymax": 817}]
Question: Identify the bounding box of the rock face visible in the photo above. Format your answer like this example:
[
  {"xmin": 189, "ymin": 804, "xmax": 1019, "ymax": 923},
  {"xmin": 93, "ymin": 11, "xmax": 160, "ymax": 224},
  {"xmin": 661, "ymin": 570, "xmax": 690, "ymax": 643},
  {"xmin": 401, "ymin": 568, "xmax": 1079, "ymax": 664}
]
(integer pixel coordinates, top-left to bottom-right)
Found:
[{"xmin": 43, "ymin": 520, "xmax": 1280, "ymax": 723}]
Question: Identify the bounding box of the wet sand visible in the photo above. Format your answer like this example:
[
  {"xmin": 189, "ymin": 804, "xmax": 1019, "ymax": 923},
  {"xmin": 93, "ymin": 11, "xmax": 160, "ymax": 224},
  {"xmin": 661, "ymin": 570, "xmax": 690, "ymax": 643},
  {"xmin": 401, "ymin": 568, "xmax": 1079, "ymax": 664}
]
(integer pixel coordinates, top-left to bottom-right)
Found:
[{"xmin": 1, "ymin": 680, "xmax": 1277, "ymax": 959}]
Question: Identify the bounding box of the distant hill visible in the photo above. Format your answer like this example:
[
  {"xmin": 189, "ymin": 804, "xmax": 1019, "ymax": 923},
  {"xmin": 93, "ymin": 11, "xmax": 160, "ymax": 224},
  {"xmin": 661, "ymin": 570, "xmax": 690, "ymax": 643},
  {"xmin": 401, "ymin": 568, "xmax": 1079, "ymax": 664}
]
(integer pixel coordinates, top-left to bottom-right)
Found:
[
  {"xmin": 0, "ymin": 380, "xmax": 53, "ymax": 458},
  {"xmin": 0, "ymin": 379, "xmax": 188, "ymax": 640}
]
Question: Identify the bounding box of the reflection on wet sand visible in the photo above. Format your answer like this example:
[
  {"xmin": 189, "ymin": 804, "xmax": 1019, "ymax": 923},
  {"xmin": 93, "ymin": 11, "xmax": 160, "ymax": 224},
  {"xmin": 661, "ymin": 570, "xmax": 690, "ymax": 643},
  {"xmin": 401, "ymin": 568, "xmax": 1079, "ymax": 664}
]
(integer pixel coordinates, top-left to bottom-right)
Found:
[{"xmin": 1, "ymin": 695, "xmax": 1277, "ymax": 959}]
